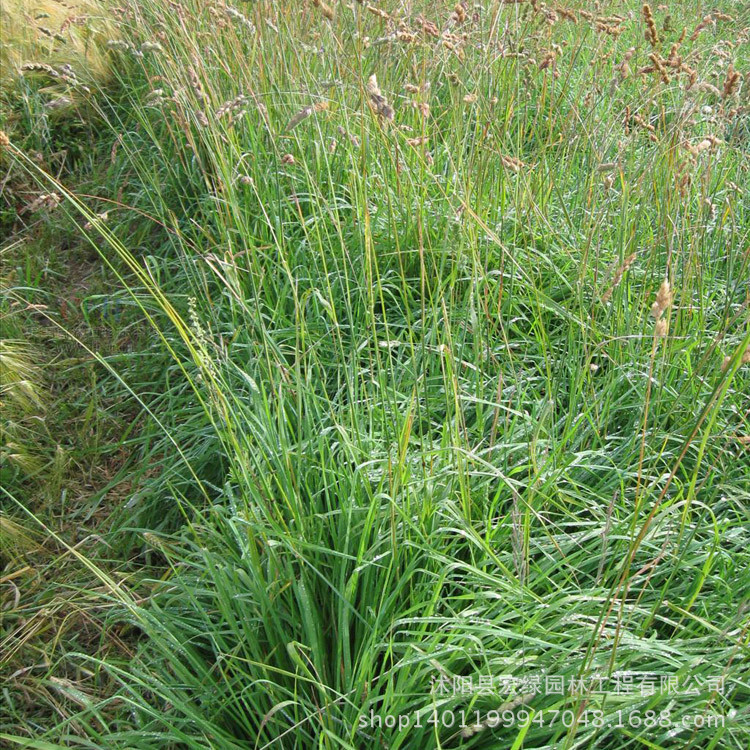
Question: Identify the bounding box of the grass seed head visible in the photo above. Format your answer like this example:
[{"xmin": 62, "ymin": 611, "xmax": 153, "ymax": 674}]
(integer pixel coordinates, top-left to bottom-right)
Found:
[
  {"xmin": 720, "ymin": 349, "xmax": 750, "ymax": 371},
  {"xmin": 601, "ymin": 252, "xmax": 637, "ymax": 304},
  {"xmin": 500, "ymin": 154, "xmax": 525, "ymax": 172},
  {"xmin": 722, "ymin": 64, "xmax": 741, "ymax": 98},
  {"xmin": 22, "ymin": 192, "xmax": 61, "ymax": 213},
  {"xmin": 451, "ymin": 4, "xmax": 466, "ymax": 25},
  {"xmin": 366, "ymin": 74, "xmax": 394, "ymax": 120},
  {"xmin": 187, "ymin": 66, "xmax": 206, "ymax": 104},
  {"xmin": 312, "ymin": 0, "xmax": 335, "ymax": 21},
  {"xmin": 643, "ymin": 4, "xmax": 660, "ymax": 46},
  {"xmin": 650, "ymin": 279, "xmax": 672, "ymax": 321},
  {"xmin": 366, "ymin": 5, "xmax": 390, "ymax": 21}
]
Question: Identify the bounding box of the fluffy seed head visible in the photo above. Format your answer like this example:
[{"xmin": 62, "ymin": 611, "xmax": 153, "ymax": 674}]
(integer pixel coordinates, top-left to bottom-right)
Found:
[{"xmin": 650, "ymin": 279, "xmax": 672, "ymax": 320}]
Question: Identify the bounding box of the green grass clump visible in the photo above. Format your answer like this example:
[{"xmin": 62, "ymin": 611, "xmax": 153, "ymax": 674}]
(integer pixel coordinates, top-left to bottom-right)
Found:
[{"xmin": 1, "ymin": 0, "xmax": 749, "ymax": 748}]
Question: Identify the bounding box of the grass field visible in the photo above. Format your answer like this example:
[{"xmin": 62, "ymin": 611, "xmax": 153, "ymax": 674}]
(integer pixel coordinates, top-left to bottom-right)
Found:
[{"xmin": 1, "ymin": 1, "xmax": 749, "ymax": 748}]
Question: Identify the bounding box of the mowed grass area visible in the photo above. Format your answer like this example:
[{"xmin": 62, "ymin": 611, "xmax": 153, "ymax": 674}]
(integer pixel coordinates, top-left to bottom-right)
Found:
[{"xmin": 1, "ymin": 0, "xmax": 749, "ymax": 747}]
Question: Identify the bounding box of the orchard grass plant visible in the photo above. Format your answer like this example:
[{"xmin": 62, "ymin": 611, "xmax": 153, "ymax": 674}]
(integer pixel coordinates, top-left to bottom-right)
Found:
[{"xmin": 1, "ymin": 1, "xmax": 749, "ymax": 748}]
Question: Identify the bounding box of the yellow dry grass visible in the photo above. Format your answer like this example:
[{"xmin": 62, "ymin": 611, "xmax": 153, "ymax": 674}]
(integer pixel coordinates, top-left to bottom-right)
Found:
[{"xmin": 0, "ymin": 0, "xmax": 111, "ymax": 87}]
